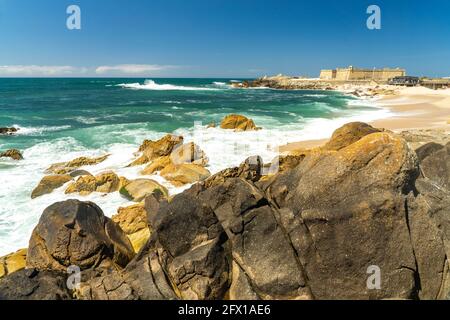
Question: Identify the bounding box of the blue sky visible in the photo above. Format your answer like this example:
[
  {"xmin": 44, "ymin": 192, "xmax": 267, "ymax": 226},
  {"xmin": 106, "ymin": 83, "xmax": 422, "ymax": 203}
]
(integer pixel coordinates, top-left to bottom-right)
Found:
[{"xmin": 0, "ymin": 0, "xmax": 449, "ymax": 77}]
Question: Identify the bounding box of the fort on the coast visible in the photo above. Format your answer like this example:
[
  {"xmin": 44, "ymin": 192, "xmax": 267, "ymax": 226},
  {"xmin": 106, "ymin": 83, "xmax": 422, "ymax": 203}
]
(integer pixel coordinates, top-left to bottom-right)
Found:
[{"xmin": 320, "ymin": 66, "xmax": 406, "ymax": 81}]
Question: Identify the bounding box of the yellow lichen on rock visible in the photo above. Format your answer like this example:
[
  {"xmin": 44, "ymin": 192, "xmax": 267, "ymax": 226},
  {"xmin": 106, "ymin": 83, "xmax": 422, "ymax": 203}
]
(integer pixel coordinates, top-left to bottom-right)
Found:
[
  {"xmin": 220, "ymin": 114, "xmax": 258, "ymax": 131},
  {"xmin": 65, "ymin": 171, "xmax": 120, "ymax": 195},
  {"xmin": 160, "ymin": 163, "xmax": 211, "ymax": 186},
  {"xmin": 0, "ymin": 248, "xmax": 27, "ymax": 279},
  {"xmin": 112, "ymin": 203, "xmax": 150, "ymax": 253},
  {"xmin": 31, "ymin": 174, "xmax": 73, "ymax": 199}
]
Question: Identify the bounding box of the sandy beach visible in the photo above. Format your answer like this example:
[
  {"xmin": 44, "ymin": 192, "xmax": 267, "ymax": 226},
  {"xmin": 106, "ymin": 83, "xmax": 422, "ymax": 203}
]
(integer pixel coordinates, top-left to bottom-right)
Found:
[{"xmin": 281, "ymin": 86, "xmax": 450, "ymax": 153}]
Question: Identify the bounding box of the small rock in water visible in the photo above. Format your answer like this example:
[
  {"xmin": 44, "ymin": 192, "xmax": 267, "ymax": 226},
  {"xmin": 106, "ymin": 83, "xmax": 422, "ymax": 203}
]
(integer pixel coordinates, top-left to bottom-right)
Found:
[
  {"xmin": 0, "ymin": 149, "xmax": 24, "ymax": 160},
  {"xmin": 220, "ymin": 114, "xmax": 259, "ymax": 131},
  {"xmin": 0, "ymin": 127, "xmax": 19, "ymax": 135}
]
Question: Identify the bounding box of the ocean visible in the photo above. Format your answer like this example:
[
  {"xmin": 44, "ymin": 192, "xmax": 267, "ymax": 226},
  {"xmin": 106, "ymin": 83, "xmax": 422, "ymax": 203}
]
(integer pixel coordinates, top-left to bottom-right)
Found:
[{"xmin": 0, "ymin": 78, "xmax": 392, "ymax": 255}]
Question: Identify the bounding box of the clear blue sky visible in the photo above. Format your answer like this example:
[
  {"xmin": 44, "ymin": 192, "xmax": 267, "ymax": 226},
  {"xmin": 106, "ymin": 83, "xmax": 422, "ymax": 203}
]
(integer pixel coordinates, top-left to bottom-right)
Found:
[{"xmin": 0, "ymin": 0, "xmax": 449, "ymax": 77}]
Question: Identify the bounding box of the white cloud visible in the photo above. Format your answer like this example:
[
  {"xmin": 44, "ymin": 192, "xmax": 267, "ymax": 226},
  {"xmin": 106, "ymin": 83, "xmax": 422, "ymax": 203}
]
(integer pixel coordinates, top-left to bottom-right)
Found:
[
  {"xmin": 0, "ymin": 65, "xmax": 86, "ymax": 76},
  {"xmin": 95, "ymin": 64, "xmax": 174, "ymax": 75}
]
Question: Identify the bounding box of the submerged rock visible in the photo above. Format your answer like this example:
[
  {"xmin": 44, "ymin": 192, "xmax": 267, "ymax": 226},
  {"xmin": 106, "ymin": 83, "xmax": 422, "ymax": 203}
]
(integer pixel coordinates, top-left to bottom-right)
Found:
[
  {"xmin": 0, "ymin": 127, "xmax": 19, "ymax": 135},
  {"xmin": 220, "ymin": 114, "xmax": 259, "ymax": 131},
  {"xmin": 31, "ymin": 174, "xmax": 72, "ymax": 199},
  {"xmin": 0, "ymin": 149, "xmax": 23, "ymax": 160}
]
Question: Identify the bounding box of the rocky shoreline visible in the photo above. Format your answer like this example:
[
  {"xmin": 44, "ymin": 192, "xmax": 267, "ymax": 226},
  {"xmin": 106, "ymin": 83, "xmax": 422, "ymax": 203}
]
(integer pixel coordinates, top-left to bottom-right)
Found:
[
  {"xmin": 1, "ymin": 120, "xmax": 449, "ymax": 300},
  {"xmin": 231, "ymin": 75, "xmax": 400, "ymax": 98}
]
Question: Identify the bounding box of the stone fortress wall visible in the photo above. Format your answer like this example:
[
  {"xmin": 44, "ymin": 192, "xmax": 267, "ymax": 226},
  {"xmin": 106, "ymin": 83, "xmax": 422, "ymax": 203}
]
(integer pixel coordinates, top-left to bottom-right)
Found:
[{"xmin": 320, "ymin": 66, "xmax": 405, "ymax": 81}]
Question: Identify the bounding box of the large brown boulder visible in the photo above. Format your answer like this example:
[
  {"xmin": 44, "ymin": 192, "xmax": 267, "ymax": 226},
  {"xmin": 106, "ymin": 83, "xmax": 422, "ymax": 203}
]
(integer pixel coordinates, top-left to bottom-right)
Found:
[
  {"xmin": 323, "ymin": 122, "xmax": 381, "ymax": 151},
  {"xmin": 129, "ymin": 134, "xmax": 183, "ymax": 166},
  {"xmin": 160, "ymin": 163, "xmax": 211, "ymax": 186},
  {"xmin": 0, "ymin": 149, "xmax": 23, "ymax": 160},
  {"xmin": 26, "ymin": 200, "xmax": 135, "ymax": 272},
  {"xmin": 120, "ymin": 179, "xmax": 168, "ymax": 202},
  {"xmin": 31, "ymin": 174, "xmax": 72, "ymax": 199},
  {"xmin": 206, "ymin": 178, "xmax": 312, "ymax": 299},
  {"xmin": 265, "ymin": 132, "xmax": 420, "ymax": 299},
  {"xmin": 220, "ymin": 114, "xmax": 258, "ymax": 131},
  {"xmin": 150, "ymin": 185, "xmax": 229, "ymax": 300}
]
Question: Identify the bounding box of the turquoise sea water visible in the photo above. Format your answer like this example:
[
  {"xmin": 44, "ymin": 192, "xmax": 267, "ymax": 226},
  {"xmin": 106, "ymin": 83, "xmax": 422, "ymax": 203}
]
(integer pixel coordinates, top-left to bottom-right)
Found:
[{"xmin": 0, "ymin": 78, "xmax": 392, "ymax": 255}]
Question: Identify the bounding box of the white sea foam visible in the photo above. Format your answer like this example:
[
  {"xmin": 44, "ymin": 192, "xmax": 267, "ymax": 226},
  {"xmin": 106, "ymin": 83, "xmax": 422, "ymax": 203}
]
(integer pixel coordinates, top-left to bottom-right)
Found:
[
  {"xmin": 0, "ymin": 135, "xmax": 173, "ymax": 256},
  {"xmin": 212, "ymin": 81, "xmax": 232, "ymax": 88},
  {"xmin": 71, "ymin": 116, "xmax": 99, "ymax": 124},
  {"xmin": 303, "ymin": 94, "xmax": 327, "ymax": 98},
  {"xmin": 11, "ymin": 124, "xmax": 71, "ymax": 135},
  {"xmin": 117, "ymin": 79, "xmax": 220, "ymax": 91}
]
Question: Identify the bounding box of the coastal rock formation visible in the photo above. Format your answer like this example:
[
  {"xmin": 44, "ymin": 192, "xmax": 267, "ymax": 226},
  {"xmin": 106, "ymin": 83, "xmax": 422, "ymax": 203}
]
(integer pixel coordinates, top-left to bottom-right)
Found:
[
  {"xmin": 140, "ymin": 142, "xmax": 209, "ymax": 177},
  {"xmin": 65, "ymin": 171, "xmax": 120, "ymax": 195},
  {"xmin": 233, "ymin": 75, "xmax": 334, "ymax": 90},
  {"xmin": 160, "ymin": 163, "xmax": 211, "ymax": 186},
  {"xmin": 220, "ymin": 114, "xmax": 258, "ymax": 131},
  {"xmin": 417, "ymin": 142, "xmax": 449, "ymax": 189},
  {"xmin": 26, "ymin": 199, "xmax": 135, "ymax": 272},
  {"xmin": 2, "ymin": 122, "xmax": 450, "ymax": 300},
  {"xmin": 323, "ymin": 121, "xmax": 382, "ymax": 151},
  {"xmin": 170, "ymin": 142, "xmax": 209, "ymax": 166},
  {"xmin": 112, "ymin": 203, "xmax": 150, "ymax": 253},
  {"xmin": 0, "ymin": 149, "xmax": 23, "ymax": 160},
  {"xmin": 141, "ymin": 155, "xmax": 171, "ymax": 175},
  {"xmin": 119, "ymin": 178, "xmax": 168, "ymax": 202},
  {"xmin": 0, "ymin": 127, "xmax": 19, "ymax": 135},
  {"xmin": 45, "ymin": 154, "xmax": 109, "ymax": 175},
  {"xmin": 129, "ymin": 134, "xmax": 183, "ymax": 166},
  {"xmin": 202, "ymin": 155, "xmax": 263, "ymax": 188},
  {"xmin": 0, "ymin": 248, "xmax": 27, "ymax": 279},
  {"xmin": 0, "ymin": 268, "xmax": 72, "ymax": 300},
  {"xmin": 31, "ymin": 174, "xmax": 72, "ymax": 199},
  {"xmin": 265, "ymin": 132, "xmax": 420, "ymax": 299}
]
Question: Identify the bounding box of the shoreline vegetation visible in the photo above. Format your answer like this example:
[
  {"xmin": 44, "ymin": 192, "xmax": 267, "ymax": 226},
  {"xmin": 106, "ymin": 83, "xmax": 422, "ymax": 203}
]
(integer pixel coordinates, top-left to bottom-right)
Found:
[{"xmin": 0, "ymin": 76, "xmax": 449, "ymax": 300}]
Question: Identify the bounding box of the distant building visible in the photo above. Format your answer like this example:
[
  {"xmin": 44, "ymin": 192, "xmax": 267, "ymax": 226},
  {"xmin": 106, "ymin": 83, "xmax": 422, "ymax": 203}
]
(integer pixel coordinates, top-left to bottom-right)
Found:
[
  {"xmin": 388, "ymin": 76, "xmax": 420, "ymax": 86},
  {"xmin": 420, "ymin": 78, "xmax": 450, "ymax": 90},
  {"xmin": 320, "ymin": 66, "xmax": 406, "ymax": 81}
]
